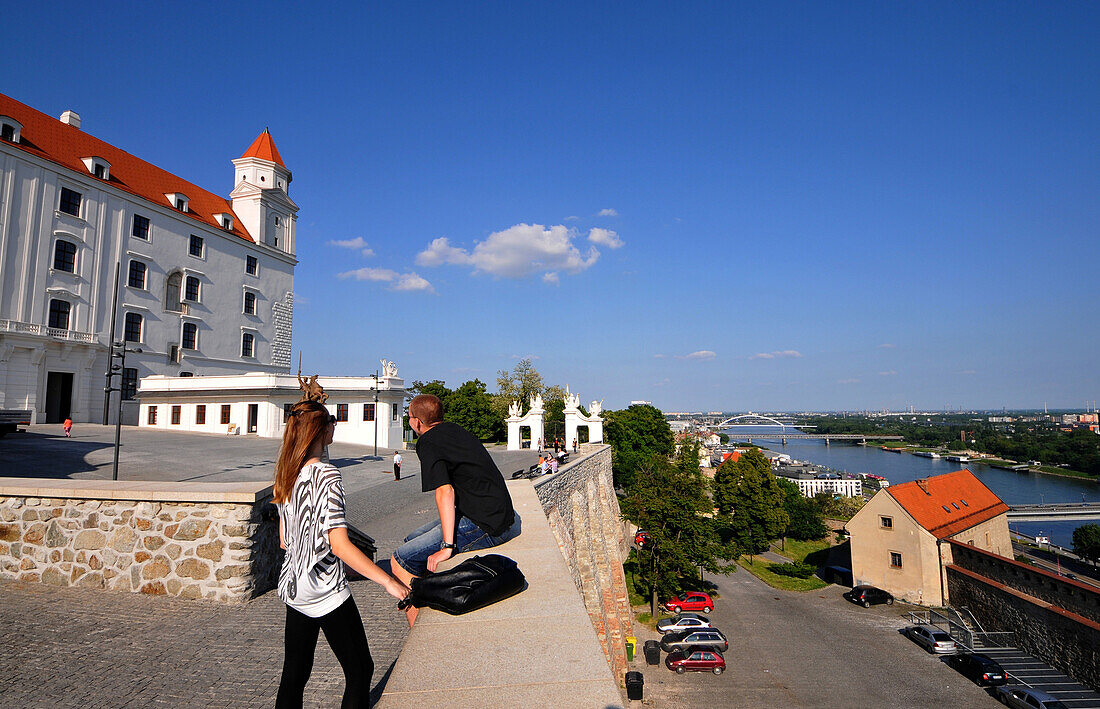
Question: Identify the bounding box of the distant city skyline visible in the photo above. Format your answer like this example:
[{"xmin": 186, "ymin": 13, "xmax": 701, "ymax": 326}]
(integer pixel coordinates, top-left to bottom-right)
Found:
[{"xmin": 4, "ymin": 2, "xmax": 1098, "ymax": 411}]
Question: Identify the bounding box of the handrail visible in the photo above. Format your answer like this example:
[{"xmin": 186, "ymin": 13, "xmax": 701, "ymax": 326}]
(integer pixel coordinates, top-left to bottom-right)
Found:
[{"xmin": 956, "ymin": 606, "xmax": 988, "ymax": 635}]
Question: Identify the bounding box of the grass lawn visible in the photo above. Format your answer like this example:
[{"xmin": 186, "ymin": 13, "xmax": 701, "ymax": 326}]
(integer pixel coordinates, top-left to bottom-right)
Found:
[
  {"xmin": 771, "ymin": 537, "xmax": 831, "ymax": 564},
  {"xmin": 1035, "ymin": 465, "xmax": 1093, "ymax": 480},
  {"xmin": 737, "ymin": 555, "xmax": 828, "ymax": 592}
]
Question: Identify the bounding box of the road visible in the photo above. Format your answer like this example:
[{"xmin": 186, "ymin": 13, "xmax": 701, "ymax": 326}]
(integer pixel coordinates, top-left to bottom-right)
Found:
[{"xmin": 634, "ymin": 569, "xmax": 999, "ymax": 708}]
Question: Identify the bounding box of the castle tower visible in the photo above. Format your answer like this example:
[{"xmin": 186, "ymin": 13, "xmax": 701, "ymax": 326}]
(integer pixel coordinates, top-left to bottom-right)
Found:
[{"xmin": 230, "ymin": 129, "xmax": 298, "ymax": 255}]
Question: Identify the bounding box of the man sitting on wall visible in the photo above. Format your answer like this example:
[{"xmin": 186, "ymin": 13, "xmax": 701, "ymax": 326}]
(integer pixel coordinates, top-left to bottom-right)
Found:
[{"xmin": 390, "ymin": 394, "xmax": 522, "ymax": 625}]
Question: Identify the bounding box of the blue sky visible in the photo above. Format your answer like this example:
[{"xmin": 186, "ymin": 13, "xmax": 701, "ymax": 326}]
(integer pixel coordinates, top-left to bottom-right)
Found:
[{"xmin": 6, "ymin": 2, "xmax": 1099, "ymax": 411}]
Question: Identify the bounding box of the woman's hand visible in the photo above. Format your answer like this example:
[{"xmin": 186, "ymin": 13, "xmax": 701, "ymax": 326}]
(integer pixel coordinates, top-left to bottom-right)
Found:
[{"xmin": 384, "ymin": 577, "xmax": 410, "ymax": 601}]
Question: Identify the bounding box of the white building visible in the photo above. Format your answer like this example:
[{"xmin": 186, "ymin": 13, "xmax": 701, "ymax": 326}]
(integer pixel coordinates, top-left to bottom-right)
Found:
[
  {"xmin": 138, "ymin": 372, "xmax": 405, "ymax": 449},
  {"xmin": 0, "ymin": 93, "xmax": 297, "ymax": 424},
  {"xmin": 777, "ymin": 473, "xmax": 863, "ymax": 498}
]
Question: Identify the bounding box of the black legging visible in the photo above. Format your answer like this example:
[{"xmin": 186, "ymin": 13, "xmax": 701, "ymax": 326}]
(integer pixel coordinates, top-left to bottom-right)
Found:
[{"xmin": 276, "ymin": 595, "xmax": 374, "ymax": 708}]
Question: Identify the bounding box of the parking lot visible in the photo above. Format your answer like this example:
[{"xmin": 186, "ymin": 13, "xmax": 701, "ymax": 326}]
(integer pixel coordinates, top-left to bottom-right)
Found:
[{"xmin": 979, "ymin": 647, "xmax": 1100, "ymax": 708}]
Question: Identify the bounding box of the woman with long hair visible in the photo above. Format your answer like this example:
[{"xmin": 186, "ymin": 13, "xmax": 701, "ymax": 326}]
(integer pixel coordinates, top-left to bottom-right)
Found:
[{"xmin": 274, "ymin": 399, "xmax": 408, "ymax": 708}]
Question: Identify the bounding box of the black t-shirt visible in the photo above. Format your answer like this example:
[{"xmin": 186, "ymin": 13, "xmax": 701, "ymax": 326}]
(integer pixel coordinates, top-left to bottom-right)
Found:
[{"xmin": 417, "ymin": 421, "xmax": 514, "ymax": 536}]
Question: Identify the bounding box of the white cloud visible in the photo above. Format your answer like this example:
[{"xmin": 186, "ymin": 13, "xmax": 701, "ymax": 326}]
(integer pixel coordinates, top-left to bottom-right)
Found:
[
  {"xmin": 676, "ymin": 350, "xmax": 717, "ymax": 361},
  {"xmin": 750, "ymin": 350, "xmax": 802, "ymax": 360},
  {"xmin": 542, "ymin": 272, "xmax": 560, "ymax": 285},
  {"xmin": 415, "ymin": 224, "xmax": 605, "ymax": 279},
  {"xmin": 877, "ymin": 343, "xmax": 896, "ymax": 349},
  {"xmin": 597, "ymin": 208, "xmax": 618, "ymax": 217},
  {"xmin": 838, "ymin": 378, "xmax": 861, "ymax": 384},
  {"xmin": 328, "ymin": 236, "xmax": 375, "ymax": 257},
  {"xmin": 588, "ymin": 228, "xmax": 624, "ymax": 249},
  {"xmin": 878, "ymin": 370, "xmax": 897, "ymax": 376},
  {"xmin": 564, "ymin": 215, "xmax": 580, "ymax": 221},
  {"xmin": 337, "ymin": 267, "xmax": 434, "ymax": 293},
  {"xmin": 653, "ymin": 354, "xmax": 668, "ymax": 359}
]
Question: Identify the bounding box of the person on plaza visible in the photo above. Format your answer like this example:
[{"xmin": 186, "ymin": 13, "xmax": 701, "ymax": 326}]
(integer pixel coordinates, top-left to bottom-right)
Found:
[
  {"xmin": 572, "ymin": 437, "xmax": 577, "ymax": 453},
  {"xmin": 393, "ymin": 450, "xmax": 402, "ymax": 481},
  {"xmin": 390, "ymin": 394, "xmax": 522, "ymax": 626},
  {"xmin": 548, "ymin": 455, "xmax": 559, "ymax": 474},
  {"xmin": 273, "ymin": 399, "xmax": 409, "ymax": 709},
  {"xmin": 63, "ymin": 418, "xmax": 73, "ymax": 438},
  {"xmin": 536, "ymin": 437, "xmax": 542, "ymax": 452},
  {"xmin": 539, "ymin": 455, "xmax": 550, "ymax": 476}
]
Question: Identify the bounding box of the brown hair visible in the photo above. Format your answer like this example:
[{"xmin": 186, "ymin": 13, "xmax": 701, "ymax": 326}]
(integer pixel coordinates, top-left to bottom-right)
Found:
[
  {"xmin": 273, "ymin": 400, "xmax": 331, "ymax": 504},
  {"xmin": 409, "ymin": 394, "xmax": 443, "ymax": 425}
]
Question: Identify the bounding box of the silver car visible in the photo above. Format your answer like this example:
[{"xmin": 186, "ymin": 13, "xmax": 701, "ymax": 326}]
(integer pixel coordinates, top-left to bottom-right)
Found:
[
  {"xmin": 656, "ymin": 613, "xmax": 713, "ymax": 634},
  {"xmin": 992, "ymin": 687, "xmax": 1069, "ymax": 709},
  {"xmin": 904, "ymin": 625, "xmax": 957, "ymax": 654},
  {"xmin": 660, "ymin": 629, "xmax": 729, "ymax": 653}
]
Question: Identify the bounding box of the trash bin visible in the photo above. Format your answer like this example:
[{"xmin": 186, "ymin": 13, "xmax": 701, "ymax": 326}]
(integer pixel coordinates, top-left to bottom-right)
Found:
[
  {"xmin": 625, "ymin": 636, "xmax": 637, "ymax": 662},
  {"xmin": 625, "ymin": 671, "xmax": 644, "ymax": 701},
  {"xmin": 643, "ymin": 640, "xmax": 661, "ymax": 666}
]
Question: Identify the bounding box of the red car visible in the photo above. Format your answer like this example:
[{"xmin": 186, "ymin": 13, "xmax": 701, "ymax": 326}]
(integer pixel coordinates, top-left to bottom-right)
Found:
[
  {"xmin": 665, "ymin": 648, "xmax": 726, "ymax": 675},
  {"xmin": 662, "ymin": 592, "xmax": 713, "ymax": 614},
  {"xmin": 634, "ymin": 530, "xmax": 651, "ymax": 548}
]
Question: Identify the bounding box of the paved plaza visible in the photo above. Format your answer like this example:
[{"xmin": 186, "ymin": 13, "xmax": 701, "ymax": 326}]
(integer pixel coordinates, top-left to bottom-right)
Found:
[{"xmin": 0, "ymin": 425, "xmax": 538, "ymax": 708}]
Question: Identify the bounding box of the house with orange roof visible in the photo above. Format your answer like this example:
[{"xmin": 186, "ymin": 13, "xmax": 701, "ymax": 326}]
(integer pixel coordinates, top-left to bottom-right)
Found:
[
  {"xmin": 0, "ymin": 93, "xmax": 298, "ymax": 424},
  {"xmin": 847, "ymin": 469, "xmax": 1012, "ymax": 606}
]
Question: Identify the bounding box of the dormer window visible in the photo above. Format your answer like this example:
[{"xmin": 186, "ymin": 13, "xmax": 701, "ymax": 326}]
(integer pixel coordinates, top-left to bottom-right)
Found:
[
  {"xmin": 215, "ymin": 213, "xmax": 234, "ymax": 231},
  {"xmin": 81, "ymin": 157, "xmax": 111, "ymax": 181},
  {"xmin": 166, "ymin": 193, "xmax": 189, "ymax": 212},
  {"xmin": 0, "ymin": 116, "xmax": 22, "ymax": 143}
]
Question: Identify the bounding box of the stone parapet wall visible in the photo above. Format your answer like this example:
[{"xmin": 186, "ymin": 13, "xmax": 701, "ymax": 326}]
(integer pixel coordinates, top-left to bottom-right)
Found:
[
  {"xmin": 946, "ymin": 541, "xmax": 1100, "ymax": 692},
  {"xmin": 0, "ymin": 479, "xmax": 279, "ymax": 602},
  {"xmin": 533, "ymin": 446, "xmax": 633, "ymax": 681}
]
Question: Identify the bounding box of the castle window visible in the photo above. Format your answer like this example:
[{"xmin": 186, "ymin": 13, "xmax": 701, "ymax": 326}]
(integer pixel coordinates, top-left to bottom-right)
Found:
[
  {"xmin": 363, "ymin": 404, "xmax": 375, "ymax": 422},
  {"xmin": 124, "ymin": 312, "xmax": 143, "ymax": 343},
  {"xmin": 220, "ymin": 405, "xmax": 231, "ymax": 424},
  {"xmin": 336, "ymin": 404, "xmax": 348, "ymax": 422},
  {"xmin": 167, "ymin": 193, "xmax": 190, "ymax": 212},
  {"xmin": 148, "ymin": 406, "xmax": 158, "ymax": 425},
  {"xmin": 243, "ymin": 291, "xmax": 256, "ymax": 315},
  {"xmin": 215, "ymin": 213, "xmax": 234, "ymax": 231},
  {"xmin": 121, "ymin": 367, "xmax": 138, "ymax": 400},
  {"xmin": 184, "ymin": 276, "xmax": 200, "ymax": 302},
  {"xmin": 241, "ymin": 332, "xmax": 254, "ymax": 358},
  {"xmin": 880, "ymin": 516, "xmax": 892, "ymax": 529},
  {"xmin": 196, "ymin": 405, "xmax": 206, "ymax": 425},
  {"xmin": 132, "ymin": 214, "xmax": 150, "ymax": 240},
  {"xmin": 189, "ymin": 235, "xmax": 204, "ymax": 258},
  {"xmin": 82, "ymin": 157, "xmax": 111, "ymax": 181},
  {"xmin": 128, "ymin": 260, "xmax": 147, "ymax": 289},
  {"xmin": 48, "ymin": 299, "xmax": 71, "ymax": 329},
  {"xmin": 890, "ymin": 552, "xmax": 903, "ymax": 568},
  {"xmin": 246, "ymin": 255, "xmax": 258, "ymax": 275},
  {"xmin": 171, "ymin": 406, "xmax": 181, "ymax": 425},
  {"xmin": 164, "ymin": 272, "xmax": 183, "ymax": 312},
  {"xmin": 53, "ymin": 240, "xmax": 77, "ymax": 272},
  {"xmin": 182, "ymin": 322, "xmax": 197, "ymax": 350},
  {"xmin": 59, "ymin": 187, "xmax": 82, "ymax": 217},
  {"xmin": 0, "ymin": 117, "xmax": 23, "ymax": 143}
]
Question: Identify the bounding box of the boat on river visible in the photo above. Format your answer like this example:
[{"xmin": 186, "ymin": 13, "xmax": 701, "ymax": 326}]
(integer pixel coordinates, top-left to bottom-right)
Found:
[
  {"xmin": 946, "ymin": 455, "xmax": 970, "ymax": 463},
  {"xmin": 914, "ymin": 451, "xmax": 940, "ymax": 459}
]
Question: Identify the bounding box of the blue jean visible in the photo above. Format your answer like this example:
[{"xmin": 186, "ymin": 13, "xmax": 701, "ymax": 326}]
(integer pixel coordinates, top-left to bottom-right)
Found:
[{"xmin": 393, "ymin": 512, "xmax": 522, "ymax": 577}]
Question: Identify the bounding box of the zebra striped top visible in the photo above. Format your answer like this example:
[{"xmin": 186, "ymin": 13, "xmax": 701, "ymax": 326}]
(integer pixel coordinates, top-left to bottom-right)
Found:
[{"xmin": 277, "ymin": 462, "xmax": 350, "ymax": 617}]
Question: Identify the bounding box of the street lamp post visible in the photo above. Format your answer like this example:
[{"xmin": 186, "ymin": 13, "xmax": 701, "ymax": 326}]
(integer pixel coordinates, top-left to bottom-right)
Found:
[
  {"xmin": 104, "ymin": 339, "xmax": 141, "ymax": 481},
  {"xmin": 373, "ymin": 369, "xmax": 379, "ymax": 457}
]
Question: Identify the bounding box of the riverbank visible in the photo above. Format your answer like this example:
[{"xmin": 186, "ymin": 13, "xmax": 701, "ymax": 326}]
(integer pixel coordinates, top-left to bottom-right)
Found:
[{"xmin": 867, "ymin": 444, "xmax": 1096, "ymax": 483}]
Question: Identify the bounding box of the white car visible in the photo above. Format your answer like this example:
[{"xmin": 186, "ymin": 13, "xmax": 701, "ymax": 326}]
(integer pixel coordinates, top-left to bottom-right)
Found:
[
  {"xmin": 904, "ymin": 625, "xmax": 957, "ymax": 654},
  {"xmin": 655, "ymin": 612, "xmax": 714, "ymax": 634}
]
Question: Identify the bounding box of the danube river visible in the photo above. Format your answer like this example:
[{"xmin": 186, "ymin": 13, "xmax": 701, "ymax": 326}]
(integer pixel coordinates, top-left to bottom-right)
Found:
[{"xmin": 725, "ymin": 426, "xmax": 1100, "ymax": 548}]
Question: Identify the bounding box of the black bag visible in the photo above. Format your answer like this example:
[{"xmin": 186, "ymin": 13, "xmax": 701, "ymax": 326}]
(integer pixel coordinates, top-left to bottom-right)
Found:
[{"xmin": 398, "ymin": 554, "xmax": 526, "ymax": 615}]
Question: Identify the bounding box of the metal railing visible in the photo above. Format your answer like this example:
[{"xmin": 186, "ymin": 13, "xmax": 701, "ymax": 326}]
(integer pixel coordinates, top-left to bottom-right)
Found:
[
  {"xmin": 905, "ymin": 608, "xmax": 1015, "ymax": 650},
  {"xmin": 0, "ymin": 318, "xmax": 96, "ymax": 343}
]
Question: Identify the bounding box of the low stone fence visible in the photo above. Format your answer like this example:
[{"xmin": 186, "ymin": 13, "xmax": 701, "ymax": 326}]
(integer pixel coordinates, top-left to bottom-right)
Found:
[
  {"xmin": 946, "ymin": 540, "xmax": 1100, "ymax": 691},
  {"xmin": 0, "ymin": 478, "xmax": 279, "ymax": 602},
  {"xmin": 533, "ymin": 445, "xmax": 634, "ymax": 680}
]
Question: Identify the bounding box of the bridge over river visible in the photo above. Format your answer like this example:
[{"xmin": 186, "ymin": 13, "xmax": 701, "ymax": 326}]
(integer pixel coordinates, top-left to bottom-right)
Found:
[
  {"xmin": 1007, "ymin": 502, "xmax": 1100, "ymax": 522},
  {"xmin": 724, "ymin": 432, "xmax": 904, "ymax": 445}
]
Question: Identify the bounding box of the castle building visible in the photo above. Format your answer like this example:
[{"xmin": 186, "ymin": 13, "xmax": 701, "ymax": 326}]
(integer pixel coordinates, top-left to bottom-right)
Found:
[{"xmin": 0, "ymin": 93, "xmax": 297, "ymax": 423}]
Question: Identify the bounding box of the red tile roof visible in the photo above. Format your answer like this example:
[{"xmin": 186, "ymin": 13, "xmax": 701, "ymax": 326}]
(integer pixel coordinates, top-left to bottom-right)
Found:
[
  {"xmin": 887, "ymin": 469, "xmax": 1009, "ymax": 539},
  {"xmin": 240, "ymin": 129, "xmax": 285, "ymax": 167},
  {"xmin": 0, "ymin": 92, "xmax": 257, "ymax": 243}
]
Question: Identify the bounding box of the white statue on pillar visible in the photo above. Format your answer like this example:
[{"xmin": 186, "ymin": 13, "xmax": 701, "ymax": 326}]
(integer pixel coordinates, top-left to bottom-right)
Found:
[
  {"xmin": 506, "ymin": 392, "xmax": 546, "ymax": 451},
  {"xmin": 564, "ymin": 388, "xmax": 604, "ymax": 447},
  {"xmin": 380, "ymin": 359, "xmax": 399, "ymax": 377}
]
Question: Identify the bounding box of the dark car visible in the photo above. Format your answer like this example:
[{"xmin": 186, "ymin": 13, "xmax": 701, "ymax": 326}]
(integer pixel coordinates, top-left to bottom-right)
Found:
[
  {"xmin": 660, "ymin": 629, "xmax": 728, "ymax": 653},
  {"xmin": 665, "ymin": 648, "xmax": 726, "ymax": 675},
  {"xmin": 992, "ymin": 686, "xmax": 1069, "ymax": 709},
  {"xmin": 843, "ymin": 585, "xmax": 894, "ymax": 608},
  {"xmin": 944, "ymin": 652, "xmax": 1008, "ymax": 686}
]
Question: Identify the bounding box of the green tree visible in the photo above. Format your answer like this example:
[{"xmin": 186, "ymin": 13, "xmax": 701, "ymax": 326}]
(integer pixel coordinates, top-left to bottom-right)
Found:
[
  {"xmin": 776, "ymin": 478, "xmax": 828, "ymax": 541},
  {"xmin": 1073, "ymin": 523, "xmax": 1100, "ymax": 566},
  {"xmin": 603, "ymin": 404, "xmax": 675, "ymax": 489},
  {"xmin": 620, "ymin": 456, "xmax": 738, "ymax": 616},
  {"xmin": 491, "ymin": 358, "xmax": 567, "ymax": 425},
  {"xmin": 446, "ymin": 379, "xmax": 503, "ymax": 441},
  {"xmin": 713, "ymin": 449, "xmax": 789, "ymax": 556}
]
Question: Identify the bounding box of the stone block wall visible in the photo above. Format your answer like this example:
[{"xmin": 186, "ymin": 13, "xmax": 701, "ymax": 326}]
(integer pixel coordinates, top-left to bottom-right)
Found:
[
  {"xmin": 0, "ymin": 488, "xmax": 280, "ymax": 602},
  {"xmin": 534, "ymin": 446, "xmax": 633, "ymax": 681},
  {"xmin": 946, "ymin": 541, "xmax": 1100, "ymax": 692}
]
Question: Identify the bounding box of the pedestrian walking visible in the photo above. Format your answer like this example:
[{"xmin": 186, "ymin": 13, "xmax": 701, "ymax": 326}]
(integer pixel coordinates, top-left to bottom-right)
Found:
[
  {"xmin": 393, "ymin": 451, "xmax": 402, "ymax": 481},
  {"xmin": 572, "ymin": 438, "xmax": 577, "ymax": 453},
  {"xmin": 273, "ymin": 400, "xmax": 409, "ymax": 708},
  {"xmin": 63, "ymin": 418, "xmax": 73, "ymax": 438}
]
